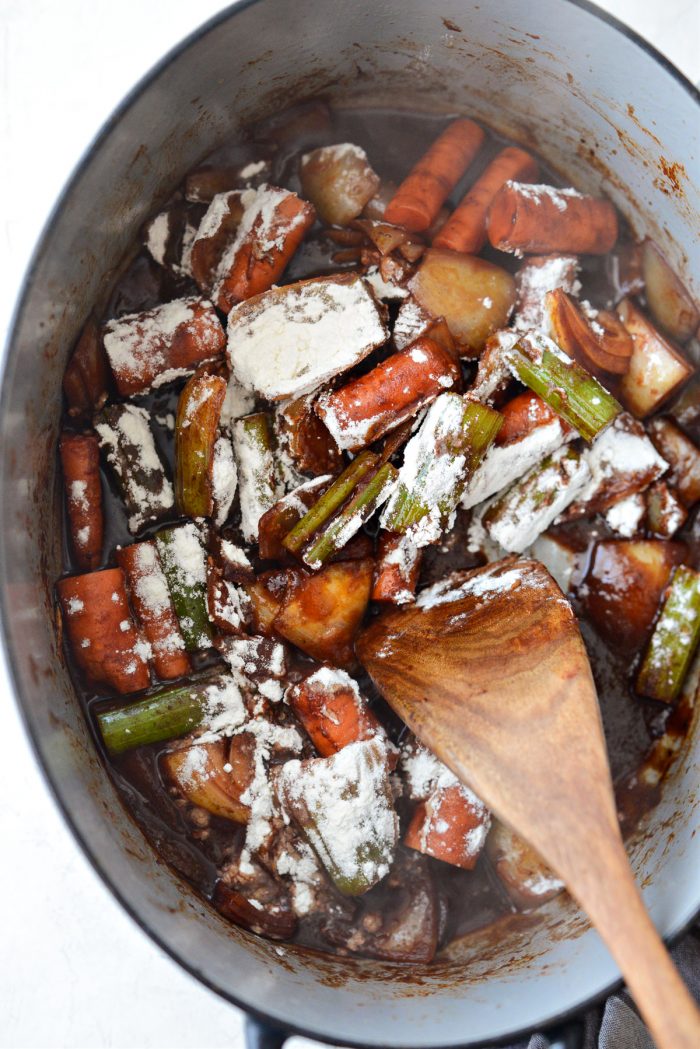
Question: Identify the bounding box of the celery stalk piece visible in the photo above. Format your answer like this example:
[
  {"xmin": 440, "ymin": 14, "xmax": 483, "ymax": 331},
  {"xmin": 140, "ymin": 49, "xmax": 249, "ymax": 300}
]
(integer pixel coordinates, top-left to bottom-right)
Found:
[
  {"xmin": 302, "ymin": 462, "xmax": 398, "ymax": 568},
  {"xmin": 175, "ymin": 373, "xmax": 227, "ymax": 518},
  {"xmin": 156, "ymin": 523, "xmax": 213, "ymax": 651},
  {"xmin": 233, "ymin": 412, "xmax": 279, "ymax": 543},
  {"xmin": 505, "ymin": 333, "xmax": 621, "ymax": 442},
  {"xmin": 283, "ymin": 451, "xmax": 377, "ymax": 555},
  {"xmin": 97, "ymin": 681, "xmax": 210, "ymax": 755},
  {"xmin": 636, "ymin": 565, "xmax": 700, "ymax": 703},
  {"xmin": 482, "ymin": 445, "xmax": 590, "ymax": 554},
  {"xmin": 381, "ymin": 394, "xmax": 503, "ymax": 543}
]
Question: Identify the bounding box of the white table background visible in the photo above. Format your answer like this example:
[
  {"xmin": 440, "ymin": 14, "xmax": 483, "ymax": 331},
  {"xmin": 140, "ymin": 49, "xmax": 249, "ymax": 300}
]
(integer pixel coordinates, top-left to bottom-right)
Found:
[{"xmin": 0, "ymin": 2, "xmax": 698, "ymax": 1046}]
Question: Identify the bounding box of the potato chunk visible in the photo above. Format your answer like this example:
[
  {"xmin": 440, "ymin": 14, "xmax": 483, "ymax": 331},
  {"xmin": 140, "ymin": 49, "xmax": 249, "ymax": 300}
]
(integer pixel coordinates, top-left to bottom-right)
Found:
[
  {"xmin": 579, "ymin": 540, "xmax": 686, "ymax": 653},
  {"xmin": 642, "ymin": 240, "xmax": 699, "ymax": 343},
  {"xmin": 408, "ymin": 249, "xmax": 516, "ymax": 355},
  {"xmin": 300, "ymin": 143, "xmax": 380, "ymax": 226},
  {"xmin": 618, "ymin": 298, "xmax": 693, "ymax": 417},
  {"xmin": 274, "ymin": 558, "xmax": 373, "ymax": 668},
  {"xmin": 486, "ymin": 818, "xmax": 563, "ymax": 910}
]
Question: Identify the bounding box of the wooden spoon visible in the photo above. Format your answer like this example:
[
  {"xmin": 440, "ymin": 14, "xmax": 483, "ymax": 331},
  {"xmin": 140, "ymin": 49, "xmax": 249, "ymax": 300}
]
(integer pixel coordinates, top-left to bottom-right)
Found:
[{"xmin": 357, "ymin": 557, "xmax": 700, "ymax": 1049}]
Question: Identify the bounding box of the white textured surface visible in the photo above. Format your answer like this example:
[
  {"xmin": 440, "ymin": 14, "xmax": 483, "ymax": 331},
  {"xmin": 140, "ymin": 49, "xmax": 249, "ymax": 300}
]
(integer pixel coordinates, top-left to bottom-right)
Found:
[{"xmin": 0, "ymin": 3, "xmax": 697, "ymax": 1047}]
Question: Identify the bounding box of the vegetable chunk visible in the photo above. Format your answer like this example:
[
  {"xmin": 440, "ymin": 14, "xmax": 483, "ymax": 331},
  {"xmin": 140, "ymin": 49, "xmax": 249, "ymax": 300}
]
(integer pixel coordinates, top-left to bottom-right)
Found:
[
  {"xmin": 286, "ymin": 666, "xmax": 384, "ymax": 758},
  {"xmin": 59, "ymin": 432, "xmax": 104, "ymax": 571},
  {"xmin": 488, "ymin": 182, "xmax": 618, "ymax": 255},
  {"xmin": 274, "ymin": 558, "xmax": 374, "ymax": 667},
  {"xmin": 434, "ymin": 145, "xmax": 539, "ymax": 254},
  {"xmin": 504, "ymin": 332, "xmax": 622, "ymax": 442},
  {"xmin": 641, "ymin": 240, "xmax": 699, "ymax": 343},
  {"xmin": 486, "ymin": 818, "xmax": 563, "ymax": 909},
  {"xmin": 162, "ymin": 736, "xmax": 253, "ymax": 823},
  {"xmin": 648, "ymin": 417, "xmax": 700, "ymax": 507},
  {"xmin": 618, "ymin": 298, "xmax": 694, "ymax": 418},
  {"xmin": 275, "ymin": 738, "xmax": 399, "ymax": 895},
  {"xmin": 300, "ymin": 143, "xmax": 380, "ymax": 226},
  {"xmin": 579, "ymin": 540, "xmax": 686, "ymax": 653},
  {"xmin": 384, "ymin": 118, "xmax": 485, "ymax": 233},
  {"xmin": 175, "ymin": 374, "xmax": 228, "ymax": 518},
  {"xmin": 212, "ymin": 185, "xmax": 315, "ymax": 311},
  {"xmin": 636, "ymin": 565, "xmax": 700, "ymax": 703},
  {"xmin": 405, "ymin": 783, "xmax": 491, "ymax": 870},
  {"xmin": 382, "ymin": 394, "xmax": 503, "ymax": 546},
  {"xmin": 316, "ymin": 337, "xmax": 459, "ymax": 452},
  {"xmin": 95, "ymin": 404, "xmax": 174, "ymax": 534},
  {"xmin": 103, "ymin": 297, "xmax": 225, "ymax": 396},
  {"xmin": 156, "ymin": 523, "xmax": 213, "ymax": 651},
  {"xmin": 57, "ymin": 568, "xmax": 150, "ymax": 694},
  {"xmin": 226, "ymin": 274, "xmax": 388, "ymax": 401},
  {"xmin": 117, "ymin": 541, "xmax": 191, "ymax": 680},
  {"xmin": 409, "ymin": 249, "xmax": 516, "ymax": 354},
  {"xmin": 481, "ymin": 446, "xmax": 590, "ymax": 554}
]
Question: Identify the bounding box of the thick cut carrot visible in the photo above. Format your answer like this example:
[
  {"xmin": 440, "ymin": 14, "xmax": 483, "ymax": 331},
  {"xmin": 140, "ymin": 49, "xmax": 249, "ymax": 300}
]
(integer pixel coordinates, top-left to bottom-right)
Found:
[
  {"xmin": 117, "ymin": 542, "xmax": 191, "ymax": 681},
  {"xmin": 495, "ymin": 390, "xmax": 568, "ymax": 446},
  {"xmin": 384, "ymin": 119, "xmax": 485, "ymax": 233},
  {"xmin": 315, "ymin": 337, "xmax": 460, "ymax": 452},
  {"xmin": 434, "ymin": 146, "xmax": 539, "ymax": 254},
  {"xmin": 103, "ymin": 297, "xmax": 226, "ymax": 397},
  {"xmin": 372, "ymin": 531, "xmax": 422, "ymax": 605},
  {"xmin": 57, "ymin": 568, "xmax": 150, "ymax": 693},
  {"xmin": 62, "ymin": 315, "xmax": 111, "ymax": 417},
  {"xmin": 60, "ymin": 432, "xmax": 104, "ymax": 572},
  {"xmin": 285, "ymin": 666, "xmax": 383, "ymax": 757},
  {"xmin": 190, "ymin": 191, "xmax": 246, "ymax": 294},
  {"xmin": 215, "ymin": 189, "xmax": 315, "ymax": 312},
  {"xmin": 488, "ymin": 181, "xmax": 618, "ymax": 255},
  {"xmin": 404, "ymin": 783, "xmax": 490, "ymax": 870}
]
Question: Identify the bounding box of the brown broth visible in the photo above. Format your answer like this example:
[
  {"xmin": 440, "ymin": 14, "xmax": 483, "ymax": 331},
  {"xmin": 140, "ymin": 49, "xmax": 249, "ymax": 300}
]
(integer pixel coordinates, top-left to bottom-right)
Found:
[{"xmin": 58, "ymin": 100, "xmax": 696, "ymax": 963}]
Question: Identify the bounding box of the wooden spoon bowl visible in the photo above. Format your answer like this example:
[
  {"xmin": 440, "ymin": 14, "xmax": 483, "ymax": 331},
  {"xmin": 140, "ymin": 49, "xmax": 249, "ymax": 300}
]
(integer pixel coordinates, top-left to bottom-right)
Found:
[{"xmin": 357, "ymin": 558, "xmax": 700, "ymax": 1049}]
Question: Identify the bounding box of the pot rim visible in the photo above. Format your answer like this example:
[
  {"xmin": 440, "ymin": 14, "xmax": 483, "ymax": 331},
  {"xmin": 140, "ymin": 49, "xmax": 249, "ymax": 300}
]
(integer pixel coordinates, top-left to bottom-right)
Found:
[{"xmin": 1, "ymin": 1, "xmax": 698, "ymax": 1045}]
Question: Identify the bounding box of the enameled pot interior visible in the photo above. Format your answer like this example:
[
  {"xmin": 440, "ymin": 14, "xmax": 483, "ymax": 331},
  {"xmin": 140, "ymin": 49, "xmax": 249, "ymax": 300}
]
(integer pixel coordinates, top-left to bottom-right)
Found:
[{"xmin": 2, "ymin": 1, "xmax": 698, "ymax": 1045}]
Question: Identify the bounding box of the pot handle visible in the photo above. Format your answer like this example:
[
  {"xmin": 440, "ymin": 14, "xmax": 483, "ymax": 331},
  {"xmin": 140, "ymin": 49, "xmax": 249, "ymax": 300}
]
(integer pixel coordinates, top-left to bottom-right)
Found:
[
  {"xmin": 244, "ymin": 1013, "xmax": 586, "ymax": 1049},
  {"xmin": 544, "ymin": 1018, "xmax": 585, "ymax": 1049},
  {"xmin": 245, "ymin": 1016, "xmax": 289, "ymax": 1049}
]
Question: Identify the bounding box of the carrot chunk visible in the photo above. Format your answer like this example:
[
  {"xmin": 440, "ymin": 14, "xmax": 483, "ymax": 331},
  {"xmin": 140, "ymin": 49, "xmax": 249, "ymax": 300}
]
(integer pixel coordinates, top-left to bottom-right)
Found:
[
  {"xmin": 495, "ymin": 390, "xmax": 567, "ymax": 447},
  {"xmin": 62, "ymin": 315, "xmax": 111, "ymax": 418},
  {"xmin": 103, "ymin": 297, "xmax": 226, "ymax": 397},
  {"xmin": 488, "ymin": 182, "xmax": 618, "ymax": 255},
  {"xmin": 59, "ymin": 432, "xmax": 104, "ymax": 571},
  {"xmin": 404, "ymin": 783, "xmax": 490, "ymax": 870},
  {"xmin": 57, "ymin": 568, "xmax": 150, "ymax": 693},
  {"xmin": 371, "ymin": 531, "xmax": 422, "ymax": 605},
  {"xmin": 286, "ymin": 665, "xmax": 384, "ymax": 756},
  {"xmin": 434, "ymin": 146, "xmax": 539, "ymax": 254},
  {"xmin": 117, "ymin": 542, "xmax": 191, "ymax": 681},
  {"xmin": 213, "ymin": 187, "xmax": 315, "ymax": 312},
  {"xmin": 316, "ymin": 337, "xmax": 459, "ymax": 452},
  {"xmin": 384, "ymin": 119, "xmax": 485, "ymax": 233},
  {"xmin": 190, "ymin": 191, "xmax": 247, "ymax": 294}
]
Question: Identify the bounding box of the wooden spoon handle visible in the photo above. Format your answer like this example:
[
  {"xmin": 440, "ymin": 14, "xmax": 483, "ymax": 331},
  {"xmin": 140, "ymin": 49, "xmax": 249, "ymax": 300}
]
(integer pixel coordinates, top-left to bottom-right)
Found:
[{"xmin": 570, "ymin": 836, "xmax": 700, "ymax": 1049}]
